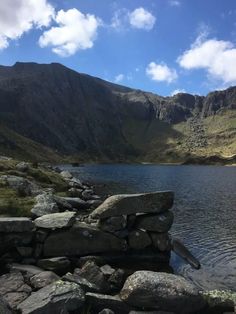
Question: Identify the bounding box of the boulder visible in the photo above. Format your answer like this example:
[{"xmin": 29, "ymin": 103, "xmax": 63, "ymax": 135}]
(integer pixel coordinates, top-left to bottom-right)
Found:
[
  {"xmin": 150, "ymin": 233, "xmax": 171, "ymax": 252},
  {"xmin": 17, "ymin": 280, "xmax": 85, "ymax": 314},
  {"xmin": 68, "ymin": 187, "xmax": 83, "ymax": 197},
  {"xmin": 100, "ymin": 264, "xmax": 116, "ymax": 277},
  {"xmin": 53, "ymin": 195, "xmax": 73, "ymax": 210},
  {"xmin": 201, "ymin": 290, "xmax": 236, "ymax": 313},
  {"xmin": 0, "ymin": 218, "xmax": 33, "ymax": 233},
  {"xmin": 62, "ymin": 272, "xmax": 99, "ymax": 292},
  {"xmin": 86, "ymin": 292, "xmax": 132, "ymax": 314},
  {"xmin": 34, "ymin": 212, "xmax": 76, "ymax": 229},
  {"xmin": 9, "ymin": 264, "xmax": 43, "ymax": 280},
  {"xmin": 0, "ymin": 175, "xmax": 41, "ymax": 196},
  {"xmin": 0, "ymin": 271, "xmax": 32, "ymax": 309},
  {"xmin": 0, "ymin": 297, "xmax": 12, "ymax": 314},
  {"xmin": 61, "ymin": 197, "xmax": 89, "ymax": 209},
  {"xmin": 31, "ymin": 193, "xmax": 59, "ymax": 217},
  {"xmin": 37, "ymin": 257, "xmax": 71, "ymax": 275},
  {"xmin": 44, "ymin": 222, "xmax": 126, "ymax": 257},
  {"xmin": 128, "ymin": 230, "xmax": 152, "ymax": 250},
  {"xmin": 60, "ymin": 170, "xmax": 73, "ymax": 180},
  {"xmin": 16, "ymin": 162, "xmax": 29, "ymax": 172},
  {"xmin": 30, "ymin": 271, "xmax": 60, "ymax": 289},
  {"xmin": 90, "ymin": 191, "xmax": 174, "ymax": 219},
  {"xmin": 120, "ymin": 271, "xmax": 206, "ymax": 313},
  {"xmin": 135, "ymin": 211, "xmax": 174, "ymax": 232},
  {"xmin": 99, "ymin": 216, "xmax": 127, "ymax": 233}
]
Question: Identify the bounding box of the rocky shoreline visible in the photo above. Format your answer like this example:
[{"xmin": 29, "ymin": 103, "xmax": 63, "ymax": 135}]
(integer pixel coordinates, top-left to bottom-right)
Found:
[{"xmin": 0, "ymin": 160, "xmax": 235, "ymax": 313}]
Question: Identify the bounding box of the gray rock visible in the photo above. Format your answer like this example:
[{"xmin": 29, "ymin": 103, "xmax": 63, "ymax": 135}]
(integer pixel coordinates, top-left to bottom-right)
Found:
[
  {"xmin": 9, "ymin": 264, "xmax": 43, "ymax": 280},
  {"xmin": 120, "ymin": 271, "xmax": 206, "ymax": 313},
  {"xmin": 0, "ymin": 218, "xmax": 34, "ymax": 233},
  {"xmin": 30, "ymin": 271, "xmax": 60, "ymax": 289},
  {"xmin": 53, "ymin": 195, "xmax": 73, "ymax": 210},
  {"xmin": 35, "ymin": 229, "xmax": 48, "ymax": 243},
  {"xmin": 135, "ymin": 211, "xmax": 174, "ymax": 232},
  {"xmin": 16, "ymin": 162, "xmax": 29, "ymax": 172},
  {"xmin": 17, "ymin": 280, "xmax": 85, "ymax": 314},
  {"xmin": 16, "ymin": 246, "xmax": 33, "ymax": 257},
  {"xmin": 98, "ymin": 309, "xmax": 115, "ymax": 314},
  {"xmin": 68, "ymin": 177, "xmax": 83, "ymax": 188},
  {"xmin": 37, "ymin": 257, "xmax": 71, "ymax": 274},
  {"xmin": 108, "ymin": 268, "xmax": 125, "ymax": 291},
  {"xmin": 60, "ymin": 170, "xmax": 73, "ymax": 179},
  {"xmin": 61, "ymin": 197, "xmax": 89, "ymax": 209},
  {"xmin": 44, "ymin": 222, "xmax": 126, "ymax": 257},
  {"xmin": 0, "ymin": 175, "xmax": 41, "ymax": 196},
  {"xmin": 34, "ymin": 243, "xmax": 43, "ymax": 259},
  {"xmin": 86, "ymin": 292, "xmax": 132, "ymax": 314},
  {"xmin": 99, "ymin": 216, "xmax": 127, "ymax": 233},
  {"xmin": 62, "ymin": 272, "xmax": 99, "ymax": 292},
  {"xmin": 31, "ymin": 193, "xmax": 59, "ymax": 217},
  {"xmin": 100, "ymin": 264, "xmax": 115, "ymax": 277},
  {"xmin": 91, "ymin": 191, "xmax": 174, "ymax": 219},
  {"xmin": 68, "ymin": 187, "xmax": 83, "ymax": 197},
  {"xmin": 0, "ymin": 297, "xmax": 12, "ymax": 314},
  {"xmin": 0, "ymin": 271, "xmax": 32, "ymax": 309},
  {"xmin": 128, "ymin": 230, "xmax": 152, "ymax": 250},
  {"xmin": 82, "ymin": 189, "xmax": 100, "ymax": 200},
  {"xmin": 87, "ymin": 199, "xmax": 103, "ymax": 209},
  {"xmin": 150, "ymin": 233, "xmax": 171, "ymax": 251},
  {"xmin": 34, "ymin": 212, "xmax": 76, "ymax": 229}
]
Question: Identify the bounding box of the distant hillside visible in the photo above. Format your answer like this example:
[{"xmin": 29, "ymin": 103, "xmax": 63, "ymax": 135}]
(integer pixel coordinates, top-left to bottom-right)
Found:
[{"xmin": 0, "ymin": 62, "xmax": 235, "ymax": 163}]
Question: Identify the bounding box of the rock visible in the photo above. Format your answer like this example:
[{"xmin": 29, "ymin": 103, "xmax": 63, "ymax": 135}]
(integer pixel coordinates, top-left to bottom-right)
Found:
[
  {"xmin": 82, "ymin": 189, "xmax": 100, "ymax": 200},
  {"xmin": 76, "ymin": 261, "xmax": 110, "ymax": 293},
  {"xmin": 16, "ymin": 246, "xmax": 33, "ymax": 257},
  {"xmin": 68, "ymin": 187, "xmax": 83, "ymax": 197},
  {"xmin": 98, "ymin": 309, "xmax": 115, "ymax": 314},
  {"xmin": 128, "ymin": 230, "xmax": 152, "ymax": 250},
  {"xmin": 108, "ymin": 269, "xmax": 125, "ymax": 291},
  {"xmin": 53, "ymin": 195, "xmax": 73, "ymax": 210},
  {"xmin": 35, "ymin": 229, "xmax": 48, "ymax": 243},
  {"xmin": 91, "ymin": 191, "xmax": 174, "ymax": 219},
  {"xmin": 0, "ymin": 297, "xmax": 12, "ymax": 314},
  {"xmin": 61, "ymin": 197, "xmax": 89, "ymax": 209},
  {"xmin": 30, "ymin": 271, "xmax": 60, "ymax": 289},
  {"xmin": 16, "ymin": 162, "xmax": 29, "ymax": 172},
  {"xmin": 31, "ymin": 193, "xmax": 59, "ymax": 217},
  {"xmin": 201, "ymin": 290, "xmax": 236, "ymax": 313},
  {"xmin": 99, "ymin": 216, "xmax": 127, "ymax": 233},
  {"xmin": 0, "ymin": 271, "xmax": 32, "ymax": 309},
  {"xmin": 0, "ymin": 175, "xmax": 40, "ymax": 196},
  {"xmin": 9, "ymin": 264, "xmax": 43, "ymax": 280},
  {"xmin": 62, "ymin": 272, "xmax": 99, "ymax": 292},
  {"xmin": 120, "ymin": 271, "xmax": 206, "ymax": 313},
  {"xmin": 34, "ymin": 243, "xmax": 43, "ymax": 259},
  {"xmin": 0, "ymin": 218, "xmax": 33, "ymax": 233},
  {"xmin": 129, "ymin": 312, "xmax": 174, "ymax": 314},
  {"xmin": 44, "ymin": 222, "xmax": 126, "ymax": 257},
  {"xmin": 87, "ymin": 199, "xmax": 103, "ymax": 209},
  {"xmin": 60, "ymin": 170, "xmax": 73, "ymax": 179},
  {"xmin": 135, "ymin": 211, "xmax": 174, "ymax": 232},
  {"xmin": 150, "ymin": 233, "xmax": 171, "ymax": 251},
  {"xmin": 37, "ymin": 257, "xmax": 71, "ymax": 275},
  {"xmin": 34, "ymin": 212, "xmax": 76, "ymax": 229},
  {"xmin": 86, "ymin": 292, "xmax": 132, "ymax": 314},
  {"xmin": 17, "ymin": 280, "xmax": 85, "ymax": 314},
  {"xmin": 100, "ymin": 264, "xmax": 115, "ymax": 277},
  {"xmin": 68, "ymin": 177, "xmax": 84, "ymax": 188}
]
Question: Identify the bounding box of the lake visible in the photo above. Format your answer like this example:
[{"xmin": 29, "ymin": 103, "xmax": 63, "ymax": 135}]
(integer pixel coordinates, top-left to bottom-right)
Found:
[{"xmin": 60, "ymin": 164, "xmax": 236, "ymax": 291}]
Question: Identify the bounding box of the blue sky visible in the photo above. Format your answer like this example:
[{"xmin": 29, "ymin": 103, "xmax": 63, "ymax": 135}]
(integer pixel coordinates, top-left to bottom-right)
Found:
[{"xmin": 0, "ymin": 0, "xmax": 236, "ymax": 96}]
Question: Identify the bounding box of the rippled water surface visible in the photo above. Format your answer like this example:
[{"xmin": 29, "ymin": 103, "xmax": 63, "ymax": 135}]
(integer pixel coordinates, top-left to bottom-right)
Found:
[{"xmin": 61, "ymin": 164, "xmax": 236, "ymax": 290}]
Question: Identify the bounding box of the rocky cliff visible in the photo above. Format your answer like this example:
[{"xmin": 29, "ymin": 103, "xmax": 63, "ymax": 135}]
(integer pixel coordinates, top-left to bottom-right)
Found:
[{"xmin": 0, "ymin": 62, "xmax": 235, "ymax": 162}]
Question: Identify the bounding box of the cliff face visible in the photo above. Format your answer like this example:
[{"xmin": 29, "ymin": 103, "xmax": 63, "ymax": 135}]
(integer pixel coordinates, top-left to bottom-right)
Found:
[{"xmin": 0, "ymin": 62, "xmax": 235, "ymax": 162}]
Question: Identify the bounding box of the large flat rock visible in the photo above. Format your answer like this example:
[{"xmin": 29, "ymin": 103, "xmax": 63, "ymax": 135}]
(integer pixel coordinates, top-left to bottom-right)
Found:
[
  {"xmin": 34, "ymin": 212, "xmax": 76, "ymax": 229},
  {"xmin": 90, "ymin": 191, "xmax": 174, "ymax": 219},
  {"xmin": 44, "ymin": 222, "xmax": 126, "ymax": 257},
  {"xmin": 135, "ymin": 211, "xmax": 174, "ymax": 232},
  {"xmin": 0, "ymin": 218, "xmax": 34, "ymax": 233},
  {"xmin": 120, "ymin": 271, "xmax": 206, "ymax": 313}
]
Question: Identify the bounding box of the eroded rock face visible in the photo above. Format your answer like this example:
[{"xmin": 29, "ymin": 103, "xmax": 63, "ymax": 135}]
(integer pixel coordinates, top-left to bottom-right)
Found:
[
  {"xmin": 135, "ymin": 211, "xmax": 174, "ymax": 232},
  {"xmin": 120, "ymin": 271, "xmax": 206, "ymax": 313},
  {"xmin": 17, "ymin": 280, "xmax": 85, "ymax": 314},
  {"xmin": 34, "ymin": 212, "xmax": 76, "ymax": 229},
  {"xmin": 90, "ymin": 191, "xmax": 174, "ymax": 219},
  {"xmin": 44, "ymin": 222, "xmax": 126, "ymax": 257}
]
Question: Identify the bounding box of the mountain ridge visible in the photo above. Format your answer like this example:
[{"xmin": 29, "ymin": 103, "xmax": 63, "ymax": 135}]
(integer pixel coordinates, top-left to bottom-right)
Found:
[{"xmin": 0, "ymin": 62, "xmax": 235, "ymax": 162}]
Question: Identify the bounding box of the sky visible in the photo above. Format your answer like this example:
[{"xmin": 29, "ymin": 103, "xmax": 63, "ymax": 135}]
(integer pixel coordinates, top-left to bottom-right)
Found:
[{"xmin": 0, "ymin": 0, "xmax": 236, "ymax": 96}]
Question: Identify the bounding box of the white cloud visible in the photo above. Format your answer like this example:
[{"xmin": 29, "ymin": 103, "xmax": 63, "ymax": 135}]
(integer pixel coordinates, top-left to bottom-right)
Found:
[
  {"xmin": 114, "ymin": 74, "xmax": 124, "ymax": 83},
  {"xmin": 177, "ymin": 35, "xmax": 236, "ymax": 85},
  {"xmin": 0, "ymin": 0, "xmax": 54, "ymax": 49},
  {"xmin": 171, "ymin": 88, "xmax": 186, "ymax": 96},
  {"xmin": 169, "ymin": 1, "xmax": 181, "ymax": 7},
  {"xmin": 129, "ymin": 7, "xmax": 156, "ymax": 30},
  {"xmin": 111, "ymin": 8, "xmax": 129, "ymax": 30},
  {"xmin": 146, "ymin": 62, "xmax": 178, "ymax": 83},
  {"xmin": 39, "ymin": 8, "xmax": 101, "ymax": 57}
]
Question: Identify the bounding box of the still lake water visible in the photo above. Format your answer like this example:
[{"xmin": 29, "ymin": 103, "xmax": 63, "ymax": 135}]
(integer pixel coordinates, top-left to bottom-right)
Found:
[{"xmin": 61, "ymin": 164, "xmax": 236, "ymax": 291}]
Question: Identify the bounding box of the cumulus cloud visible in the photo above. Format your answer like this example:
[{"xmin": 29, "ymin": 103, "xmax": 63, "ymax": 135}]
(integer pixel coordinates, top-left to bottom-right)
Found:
[
  {"xmin": 171, "ymin": 88, "xmax": 186, "ymax": 96},
  {"xmin": 177, "ymin": 35, "xmax": 236, "ymax": 85},
  {"xmin": 39, "ymin": 8, "xmax": 101, "ymax": 57},
  {"xmin": 0, "ymin": 0, "xmax": 55, "ymax": 49},
  {"xmin": 146, "ymin": 62, "xmax": 178, "ymax": 83},
  {"xmin": 114, "ymin": 74, "xmax": 124, "ymax": 83},
  {"xmin": 129, "ymin": 7, "xmax": 156, "ymax": 30},
  {"xmin": 169, "ymin": 0, "xmax": 181, "ymax": 6}
]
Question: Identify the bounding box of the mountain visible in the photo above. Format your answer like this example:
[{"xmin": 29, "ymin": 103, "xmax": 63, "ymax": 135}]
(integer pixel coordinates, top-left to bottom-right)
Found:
[{"xmin": 0, "ymin": 62, "xmax": 235, "ymax": 163}]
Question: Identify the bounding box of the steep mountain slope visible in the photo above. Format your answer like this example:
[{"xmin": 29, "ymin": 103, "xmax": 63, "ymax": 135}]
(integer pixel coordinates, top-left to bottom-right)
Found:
[{"xmin": 0, "ymin": 62, "xmax": 235, "ymax": 162}]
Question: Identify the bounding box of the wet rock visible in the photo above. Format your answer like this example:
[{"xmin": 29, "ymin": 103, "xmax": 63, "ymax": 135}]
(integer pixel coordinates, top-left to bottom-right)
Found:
[
  {"xmin": 0, "ymin": 218, "xmax": 33, "ymax": 233},
  {"xmin": 128, "ymin": 230, "xmax": 152, "ymax": 250},
  {"xmin": 30, "ymin": 271, "xmax": 59, "ymax": 289},
  {"xmin": 34, "ymin": 212, "xmax": 76, "ymax": 229},
  {"xmin": 150, "ymin": 233, "xmax": 171, "ymax": 251},
  {"xmin": 37, "ymin": 257, "xmax": 71, "ymax": 275},
  {"xmin": 31, "ymin": 193, "xmax": 59, "ymax": 217},
  {"xmin": 44, "ymin": 222, "xmax": 126, "ymax": 257},
  {"xmin": 17, "ymin": 280, "xmax": 85, "ymax": 314},
  {"xmin": 99, "ymin": 216, "xmax": 127, "ymax": 233},
  {"xmin": 120, "ymin": 271, "xmax": 206, "ymax": 313},
  {"xmin": 0, "ymin": 271, "xmax": 32, "ymax": 309},
  {"xmin": 135, "ymin": 211, "xmax": 174, "ymax": 232},
  {"xmin": 91, "ymin": 191, "xmax": 174, "ymax": 219},
  {"xmin": 86, "ymin": 292, "xmax": 132, "ymax": 314},
  {"xmin": 62, "ymin": 272, "xmax": 99, "ymax": 292}
]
